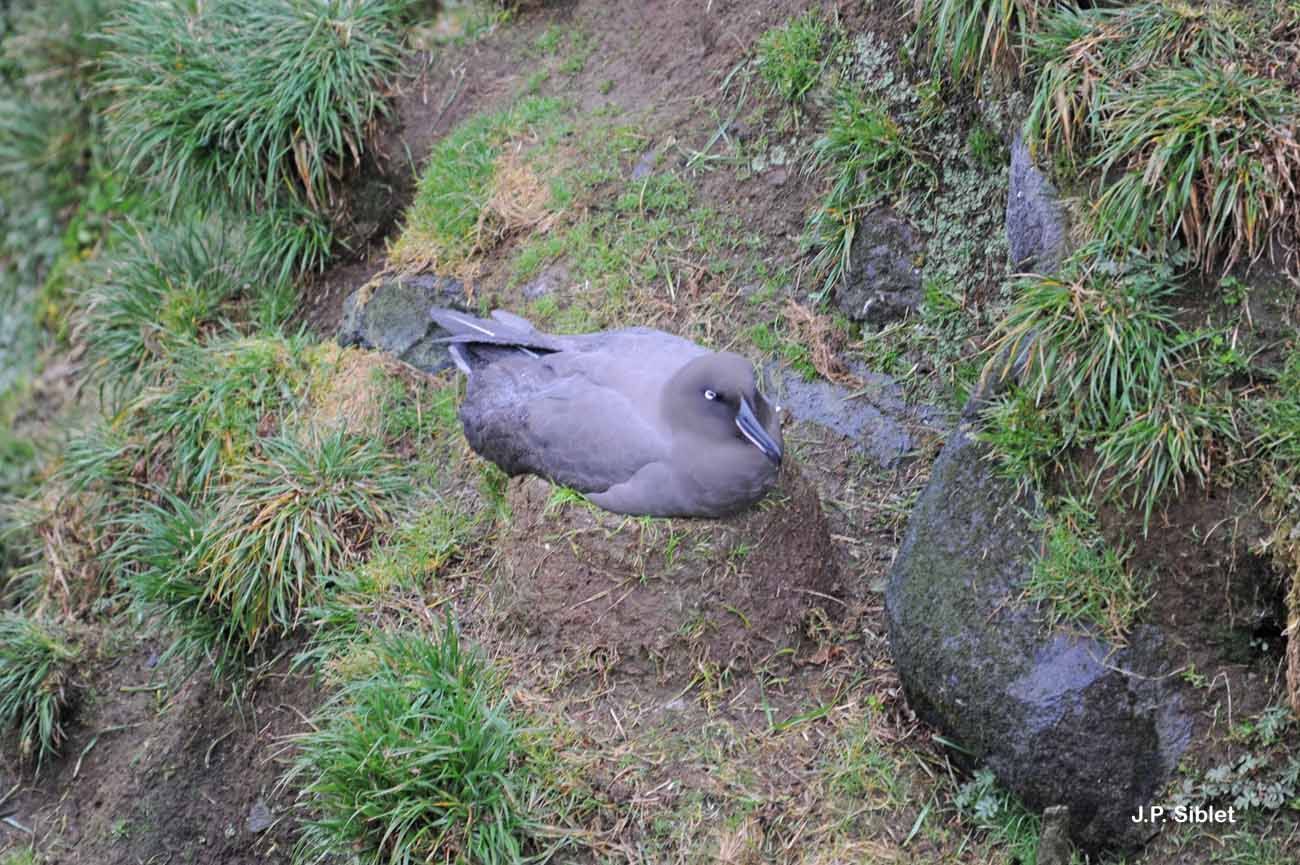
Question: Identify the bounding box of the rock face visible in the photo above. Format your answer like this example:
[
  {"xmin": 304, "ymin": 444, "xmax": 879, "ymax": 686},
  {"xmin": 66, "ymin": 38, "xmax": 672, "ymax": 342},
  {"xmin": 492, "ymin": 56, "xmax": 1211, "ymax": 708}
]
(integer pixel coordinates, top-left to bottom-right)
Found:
[
  {"xmin": 885, "ymin": 424, "xmax": 1192, "ymax": 853},
  {"xmin": 762, "ymin": 361, "xmax": 944, "ymax": 468},
  {"xmin": 1006, "ymin": 132, "xmax": 1068, "ymax": 273},
  {"xmin": 833, "ymin": 208, "xmax": 923, "ymax": 325},
  {"xmin": 337, "ymin": 274, "xmax": 466, "ymax": 373}
]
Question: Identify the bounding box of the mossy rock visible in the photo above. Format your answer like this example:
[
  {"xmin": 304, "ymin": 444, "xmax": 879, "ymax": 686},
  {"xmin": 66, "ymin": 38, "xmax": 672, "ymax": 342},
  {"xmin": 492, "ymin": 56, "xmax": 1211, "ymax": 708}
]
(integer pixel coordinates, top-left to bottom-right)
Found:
[{"xmin": 885, "ymin": 423, "xmax": 1191, "ymax": 854}]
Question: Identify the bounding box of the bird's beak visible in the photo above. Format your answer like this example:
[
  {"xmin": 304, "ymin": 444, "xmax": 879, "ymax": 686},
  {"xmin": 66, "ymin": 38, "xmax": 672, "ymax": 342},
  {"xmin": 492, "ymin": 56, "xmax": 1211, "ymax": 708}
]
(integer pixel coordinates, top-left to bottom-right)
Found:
[{"xmin": 736, "ymin": 397, "xmax": 783, "ymax": 465}]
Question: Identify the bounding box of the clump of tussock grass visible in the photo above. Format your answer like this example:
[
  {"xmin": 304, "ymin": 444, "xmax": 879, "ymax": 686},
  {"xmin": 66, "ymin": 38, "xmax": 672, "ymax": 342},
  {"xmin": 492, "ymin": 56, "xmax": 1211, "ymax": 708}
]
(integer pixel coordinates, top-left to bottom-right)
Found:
[
  {"xmin": 286, "ymin": 623, "xmax": 539, "ymax": 865},
  {"xmin": 127, "ymin": 335, "xmax": 315, "ymax": 496},
  {"xmin": 1024, "ymin": 2, "xmax": 1299, "ymax": 272},
  {"xmin": 198, "ymin": 430, "xmax": 407, "ymax": 650},
  {"xmin": 0, "ymin": 612, "xmax": 78, "ymax": 770},
  {"xmin": 99, "ymin": 0, "xmax": 416, "ymax": 214},
  {"xmin": 81, "ymin": 220, "xmax": 287, "ymax": 396},
  {"xmin": 914, "ymin": 0, "xmax": 1042, "ymax": 83},
  {"xmin": 981, "ymin": 244, "xmax": 1236, "ymax": 528},
  {"xmin": 1025, "ymin": 1, "xmax": 1249, "ymax": 168},
  {"xmin": 1091, "ymin": 62, "xmax": 1300, "ymax": 272},
  {"xmin": 755, "ymin": 11, "xmax": 828, "ymax": 106},
  {"xmin": 110, "ymin": 430, "xmax": 407, "ymax": 674},
  {"xmin": 805, "ymin": 88, "xmax": 935, "ymax": 298}
]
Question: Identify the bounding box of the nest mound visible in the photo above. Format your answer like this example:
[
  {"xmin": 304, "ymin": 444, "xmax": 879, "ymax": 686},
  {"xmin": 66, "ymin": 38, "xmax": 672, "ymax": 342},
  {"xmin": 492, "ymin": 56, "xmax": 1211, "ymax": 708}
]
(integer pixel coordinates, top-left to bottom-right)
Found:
[{"xmin": 494, "ymin": 461, "xmax": 839, "ymax": 682}]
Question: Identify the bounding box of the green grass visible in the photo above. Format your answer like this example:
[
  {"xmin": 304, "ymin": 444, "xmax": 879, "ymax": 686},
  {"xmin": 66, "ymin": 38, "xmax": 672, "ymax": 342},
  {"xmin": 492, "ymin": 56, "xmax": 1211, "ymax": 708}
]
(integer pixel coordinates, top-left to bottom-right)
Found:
[
  {"xmin": 112, "ymin": 430, "xmax": 407, "ymax": 676},
  {"xmin": 915, "ymin": 0, "xmax": 1038, "ymax": 83},
  {"xmin": 1091, "ymin": 62, "xmax": 1299, "ymax": 272},
  {"xmin": 287, "ymin": 623, "xmax": 538, "ymax": 865},
  {"xmin": 389, "ymin": 96, "xmax": 566, "ymax": 273},
  {"xmin": 98, "ymin": 0, "xmax": 415, "ymax": 278},
  {"xmin": 195, "ymin": 430, "xmax": 408, "ymax": 652},
  {"xmin": 0, "ymin": 847, "xmax": 38, "ymax": 865},
  {"xmin": 0, "ymin": 612, "xmax": 78, "ymax": 770},
  {"xmin": 805, "ymin": 88, "xmax": 934, "ymax": 298},
  {"xmin": 1254, "ymin": 348, "xmax": 1300, "ymax": 502},
  {"xmin": 81, "ymin": 220, "xmax": 282, "ymax": 397},
  {"xmin": 1025, "ymin": 2, "xmax": 1248, "ymax": 169},
  {"xmin": 981, "ymin": 244, "xmax": 1234, "ymax": 527},
  {"xmin": 952, "ymin": 768, "xmax": 1041, "ymax": 863},
  {"xmin": 1023, "ymin": 2, "xmax": 1296, "ymax": 272},
  {"xmin": 755, "ymin": 12, "xmax": 827, "ymax": 106},
  {"xmin": 100, "ymin": 0, "xmax": 415, "ymax": 213},
  {"xmin": 1026, "ymin": 498, "xmax": 1148, "ymax": 640},
  {"xmin": 127, "ymin": 335, "xmax": 315, "ymax": 496},
  {"xmin": 749, "ymin": 320, "xmax": 818, "ymax": 381}
]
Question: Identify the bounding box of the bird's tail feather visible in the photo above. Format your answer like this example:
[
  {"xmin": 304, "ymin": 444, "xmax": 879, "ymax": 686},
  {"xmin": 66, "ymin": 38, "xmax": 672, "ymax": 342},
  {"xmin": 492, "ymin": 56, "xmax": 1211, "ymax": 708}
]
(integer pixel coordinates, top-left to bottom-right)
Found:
[{"xmin": 429, "ymin": 308, "xmax": 559, "ymax": 371}]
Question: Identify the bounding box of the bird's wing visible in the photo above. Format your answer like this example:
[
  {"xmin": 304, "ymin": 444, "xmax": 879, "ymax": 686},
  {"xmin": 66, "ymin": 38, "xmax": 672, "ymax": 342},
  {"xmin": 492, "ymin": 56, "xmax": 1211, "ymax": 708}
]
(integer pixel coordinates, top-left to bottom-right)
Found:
[{"xmin": 461, "ymin": 353, "xmax": 672, "ymax": 493}]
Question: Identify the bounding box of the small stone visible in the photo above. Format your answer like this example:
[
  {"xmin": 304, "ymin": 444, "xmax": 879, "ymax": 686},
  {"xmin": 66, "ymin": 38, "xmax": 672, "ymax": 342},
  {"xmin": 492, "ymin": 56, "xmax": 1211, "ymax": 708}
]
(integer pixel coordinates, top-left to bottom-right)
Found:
[
  {"xmin": 631, "ymin": 148, "xmax": 658, "ymax": 180},
  {"xmin": 1037, "ymin": 806, "xmax": 1073, "ymax": 865},
  {"xmin": 764, "ymin": 168, "xmax": 789, "ymax": 187},
  {"xmin": 1006, "ymin": 132, "xmax": 1069, "ymax": 274},
  {"xmin": 832, "ymin": 209, "xmax": 923, "ymax": 326},
  {"xmin": 761, "ymin": 360, "xmax": 943, "ymax": 468},
  {"xmin": 246, "ymin": 799, "xmax": 274, "ymax": 834},
  {"xmin": 521, "ymin": 265, "xmax": 566, "ymax": 300}
]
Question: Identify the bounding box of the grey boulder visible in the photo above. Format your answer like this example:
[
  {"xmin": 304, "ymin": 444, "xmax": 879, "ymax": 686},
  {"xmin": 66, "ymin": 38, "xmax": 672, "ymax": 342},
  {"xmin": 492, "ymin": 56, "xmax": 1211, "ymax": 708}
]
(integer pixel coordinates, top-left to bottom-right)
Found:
[
  {"xmin": 885, "ymin": 423, "xmax": 1192, "ymax": 853},
  {"xmin": 337, "ymin": 274, "xmax": 466, "ymax": 373}
]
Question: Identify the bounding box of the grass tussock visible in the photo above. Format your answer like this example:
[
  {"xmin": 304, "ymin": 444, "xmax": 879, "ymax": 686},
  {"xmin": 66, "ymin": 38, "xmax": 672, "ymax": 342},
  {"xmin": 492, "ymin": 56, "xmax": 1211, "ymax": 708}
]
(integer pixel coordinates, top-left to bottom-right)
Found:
[
  {"xmin": 81, "ymin": 220, "xmax": 294, "ymax": 398},
  {"xmin": 1025, "ymin": 1, "xmax": 1299, "ymax": 272},
  {"xmin": 100, "ymin": 0, "xmax": 415, "ymax": 214},
  {"xmin": 287, "ymin": 624, "xmax": 538, "ymax": 865},
  {"xmin": 755, "ymin": 11, "xmax": 828, "ymax": 106},
  {"xmin": 981, "ymin": 244, "xmax": 1235, "ymax": 528},
  {"xmin": 0, "ymin": 612, "xmax": 79, "ymax": 770},
  {"xmin": 111, "ymin": 430, "xmax": 407, "ymax": 670},
  {"xmin": 127, "ymin": 335, "xmax": 315, "ymax": 496},
  {"xmin": 1025, "ymin": 2, "xmax": 1249, "ymax": 168},
  {"xmin": 914, "ymin": 0, "xmax": 1042, "ymax": 83},
  {"xmin": 805, "ymin": 89, "xmax": 934, "ymax": 297},
  {"xmin": 1092, "ymin": 62, "xmax": 1300, "ymax": 271}
]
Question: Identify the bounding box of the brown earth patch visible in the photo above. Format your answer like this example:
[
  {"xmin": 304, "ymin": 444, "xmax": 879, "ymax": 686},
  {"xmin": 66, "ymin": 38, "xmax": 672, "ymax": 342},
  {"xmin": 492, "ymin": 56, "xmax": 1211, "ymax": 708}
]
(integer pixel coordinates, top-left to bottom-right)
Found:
[
  {"xmin": 493, "ymin": 460, "xmax": 842, "ymax": 690},
  {"xmin": 1, "ymin": 640, "xmax": 317, "ymax": 865}
]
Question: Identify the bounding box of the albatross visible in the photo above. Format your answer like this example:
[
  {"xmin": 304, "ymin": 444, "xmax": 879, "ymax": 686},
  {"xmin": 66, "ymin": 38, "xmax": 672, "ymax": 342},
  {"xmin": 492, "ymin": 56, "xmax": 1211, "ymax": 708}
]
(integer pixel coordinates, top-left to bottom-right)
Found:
[{"xmin": 430, "ymin": 307, "xmax": 783, "ymax": 517}]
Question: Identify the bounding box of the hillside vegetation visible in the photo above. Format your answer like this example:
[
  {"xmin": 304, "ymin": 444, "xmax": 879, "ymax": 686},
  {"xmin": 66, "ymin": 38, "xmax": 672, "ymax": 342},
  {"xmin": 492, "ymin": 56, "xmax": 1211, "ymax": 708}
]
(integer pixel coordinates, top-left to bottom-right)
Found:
[{"xmin": 1, "ymin": 1, "xmax": 1298, "ymax": 864}]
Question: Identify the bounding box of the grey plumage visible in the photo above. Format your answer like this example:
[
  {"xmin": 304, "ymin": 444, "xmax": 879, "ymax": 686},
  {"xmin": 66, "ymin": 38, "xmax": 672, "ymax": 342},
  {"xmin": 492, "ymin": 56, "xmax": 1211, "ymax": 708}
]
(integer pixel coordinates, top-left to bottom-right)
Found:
[{"xmin": 430, "ymin": 308, "xmax": 784, "ymax": 517}]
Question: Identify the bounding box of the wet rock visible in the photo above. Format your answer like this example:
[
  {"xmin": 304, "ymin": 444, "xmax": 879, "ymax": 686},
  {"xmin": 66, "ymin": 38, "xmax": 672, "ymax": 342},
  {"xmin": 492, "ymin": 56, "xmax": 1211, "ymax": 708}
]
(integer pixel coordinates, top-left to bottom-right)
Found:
[
  {"xmin": 1007, "ymin": 132, "xmax": 1068, "ymax": 273},
  {"xmin": 885, "ymin": 423, "xmax": 1192, "ymax": 854},
  {"xmin": 762, "ymin": 361, "xmax": 944, "ymax": 468},
  {"xmin": 246, "ymin": 800, "xmax": 273, "ymax": 834},
  {"xmin": 833, "ymin": 209, "xmax": 923, "ymax": 326},
  {"xmin": 631, "ymin": 148, "xmax": 658, "ymax": 181},
  {"xmin": 337, "ymin": 274, "xmax": 466, "ymax": 374}
]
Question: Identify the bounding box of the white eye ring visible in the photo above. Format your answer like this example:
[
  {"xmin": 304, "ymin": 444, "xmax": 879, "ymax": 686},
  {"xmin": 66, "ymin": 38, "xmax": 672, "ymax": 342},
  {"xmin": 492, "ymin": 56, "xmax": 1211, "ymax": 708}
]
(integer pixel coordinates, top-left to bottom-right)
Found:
[{"xmin": 704, "ymin": 389, "xmax": 717, "ymax": 401}]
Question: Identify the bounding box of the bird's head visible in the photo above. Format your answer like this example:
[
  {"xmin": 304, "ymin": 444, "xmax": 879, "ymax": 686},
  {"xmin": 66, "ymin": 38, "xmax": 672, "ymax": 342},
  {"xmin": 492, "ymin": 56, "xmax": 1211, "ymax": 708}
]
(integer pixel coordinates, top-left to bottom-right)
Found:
[{"xmin": 665, "ymin": 352, "xmax": 783, "ymax": 465}]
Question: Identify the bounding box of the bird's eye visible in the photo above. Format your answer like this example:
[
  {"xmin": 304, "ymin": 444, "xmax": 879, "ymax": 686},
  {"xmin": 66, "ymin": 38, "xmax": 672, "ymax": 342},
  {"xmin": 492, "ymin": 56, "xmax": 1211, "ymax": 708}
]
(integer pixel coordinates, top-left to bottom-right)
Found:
[{"xmin": 704, "ymin": 389, "xmax": 717, "ymax": 401}]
